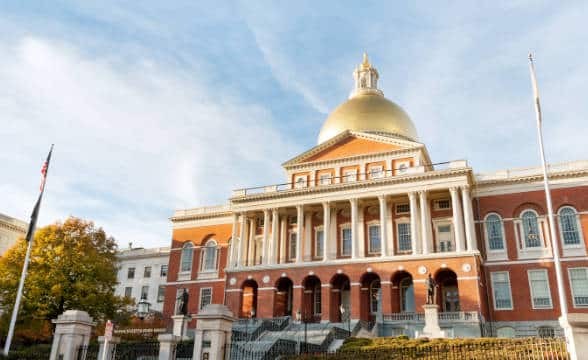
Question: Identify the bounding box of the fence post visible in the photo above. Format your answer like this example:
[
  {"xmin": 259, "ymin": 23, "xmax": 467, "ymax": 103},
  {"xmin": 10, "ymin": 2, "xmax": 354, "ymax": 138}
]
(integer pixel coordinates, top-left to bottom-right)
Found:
[
  {"xmin": 192, "ymin": 304, "xmax": 235, "ymax": 360},
  {"xmin": 49, "ymin": 310, "xmax": 96, "ymax": 360},
  {"xmin": 97, "ymin": 336, "xmax": 119, "ymax": 360},
  {"xmin": 158, "ymin": 334, "xmax": 180, "ymax": 360}
]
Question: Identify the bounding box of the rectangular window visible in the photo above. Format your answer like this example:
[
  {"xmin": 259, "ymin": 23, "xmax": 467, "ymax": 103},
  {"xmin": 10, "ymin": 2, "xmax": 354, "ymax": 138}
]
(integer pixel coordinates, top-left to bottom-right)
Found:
[
  {"xmin": 569, "ymin": 268, "xmax": 588, "ymax": 307},
  {"xmin": 437, "ymin": 225, "xmax": 453, "ymax": 252},
  {"xmin": 341, "ymin": 228, "xmax": 352, "ymax": 256},
  {"xmin": 368, "ymin": 224, "xmax": 381, "ymax": 254},
  {"xmin": 160, "ymin": 264, "xmax": 168, "ymax": 277},
  {"xmin": 397, "ymin": 223, "xmax": 411, "ymax": 251},
  {"xmin": 396, "ymin": 161, "xmax": 410, "ymax": 174},
  {"xmin": 528, "ymin": 269, "xmax": 552, "ymax": 309},
  {"xmin": 127, "ymin": 267, "xmax": 135, "ymax": 279},
  {"xmin": 343, "ymin": 169, "xmax": 357, "ymax": 182},
  {"xmin": 396, "ymin": 204, "xmax": 410, "ymax": 214},
  {"xmin": 144, "ymin": 266, "xmax": 152, "ymax": 278},
  {"xmin": 491, "ymin": 272, "xmax": 513, "ymax": 310},
  {"xmin": 289, "ymin": 232, "xmax": 297, "ymax": 260},
  {"xmin": 124, "ymin": 287, "xmax": 132, "ymax": 298},
  {"xmin": 200, "ymin": 288, "xmax": 212, "ymax": 310},
  {"xmin": 289, "ymin": 216, "xmax": 297, "ymax": 225},
  {"xmin": 294, "ymin": 175, "xmax": 308, "ymax": 188},
  {"xmin": 434, "ymin": 199, "xmax": 451, "ymax": 210},
  {"xmin": 368, "ymin": 166, "xmax": 384, "ymax": 179},
  {"xmin": 315, "ymin": 230, "xmax": 324, "ymax": 258},
  {"xmin": 141, "ymin": 285, "xmax": 149, "ymax": 300},
  {"xmin": 157, "ymin": 285, "xmax": 165, "ymax": 302},
  {"xmin": 319, "ymin": 174, "xmax": 332, "ymax": 185}
]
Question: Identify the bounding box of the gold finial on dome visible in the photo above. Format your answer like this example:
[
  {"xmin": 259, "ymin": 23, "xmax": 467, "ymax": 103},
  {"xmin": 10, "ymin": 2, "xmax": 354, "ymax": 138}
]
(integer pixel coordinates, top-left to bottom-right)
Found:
[{"xmin": 361, "ymin": 52, "xmax": 371, "ymax": 69}]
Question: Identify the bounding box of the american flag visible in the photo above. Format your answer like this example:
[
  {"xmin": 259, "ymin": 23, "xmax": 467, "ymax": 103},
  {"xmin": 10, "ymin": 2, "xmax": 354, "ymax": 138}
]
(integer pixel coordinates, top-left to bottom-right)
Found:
[{"xmin": 25, "ymin": 145, "xmax": 53, "ymax": 242}]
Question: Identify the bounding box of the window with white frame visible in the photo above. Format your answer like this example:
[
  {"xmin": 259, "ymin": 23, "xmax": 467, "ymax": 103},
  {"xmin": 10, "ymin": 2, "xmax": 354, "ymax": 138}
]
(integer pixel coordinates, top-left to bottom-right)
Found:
[
  {"xmin": 341, "ymin": 227, "xmax": 352, "ymax": 256},
  {"xmin": 396, "ymin": 203, "xmax": 410, "ymax": 214},
  {"xmin": 199, "ymin": 287, "xmax": 212, "ymax": 309},
  {"xmin": 434, "ymin": 199, "xmax": 451, "ymax": 210},
  {"xmin": 202, "ymin": 239, "xmax": 218, "ymax": 271},
  {"xmin": 343, "ymin": 169, "xmax": 357, "ymax": 182},
  {"xmin": 157, "ymin": 285, "xmax": 165, "ymax": 302},
  {"xmin": 180, "ymin": 242, "xmax": 194, "ymax": 272},
  {"xmin": 558, "ymin": 207, "xmax": 582, "ymax": 246},
  {"xmin": 528, "ymin": 269, "xmax": 552, "ymax": 309},
  {"xmin": 521, "ymin": 210, "xmax": 541, "ymax": 248},
  {"xmin": 396, "ymin": 161, "xmax": 410, "ymax": 174},
  {"xmin": 124, "ymin": 287, "xmax": 132, "ymax": 298},
  {"xmin": 485, "ymin": 214, "xmax": 505, "ymax": 250},
  {"xmin": 397, "ymin": 222, "xmax": 411, "ymax": 252},
  {"xmin": 315, "ymin": 228, "xmax": 324, "ymax": 258},
  {"xmin": 569, "ymin": 268, "xmax": 588, "ymax": 307},
  {"xmin": 436, "ymin": 224, "xmax": 453, "ymax": 252},
  {"xmin": 319, "ymin": 173, "xmax": 332, "ymax": 185},
  {"xmin": 289, "ymin": 232, "xmax": 297, "ymax": 260},
  {"xmin": 160, "ymin": 264, "xmax": 168, "ymax": 277},
  {"xmin": 491, "ymin": 272, "xmax": 513, "ymax": 310},
  {"xmin": 368, "ymin": 165, "xmax": 384, "ymax": 179},
  {"xmin": 141, "ymin": 285, "xmax": 149, "ymax": 300},
  {"xmin": 368, "ymin": 224, "xmax": 381, "ymax": 254},
  {"xmin": 294, "ymin": 175, "xmax": 307, "ymax": 188}
]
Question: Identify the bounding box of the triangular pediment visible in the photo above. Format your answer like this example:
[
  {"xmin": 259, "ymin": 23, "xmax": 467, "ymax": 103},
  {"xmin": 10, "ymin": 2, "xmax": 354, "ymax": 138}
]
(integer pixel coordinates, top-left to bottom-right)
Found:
[{"xmin": 283, "ymin": 130, "xmax": 424, "ymax": 167}]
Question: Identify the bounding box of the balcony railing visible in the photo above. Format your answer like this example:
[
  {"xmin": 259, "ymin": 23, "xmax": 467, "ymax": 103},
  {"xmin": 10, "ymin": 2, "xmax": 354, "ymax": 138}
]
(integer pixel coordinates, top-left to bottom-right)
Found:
[{"xmin": 383, "ymin": 311, "xmax": 480, "ymax": 323}]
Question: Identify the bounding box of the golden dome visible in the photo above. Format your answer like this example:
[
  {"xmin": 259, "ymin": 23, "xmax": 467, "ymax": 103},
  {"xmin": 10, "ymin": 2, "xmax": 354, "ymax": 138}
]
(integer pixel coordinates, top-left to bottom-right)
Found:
[{"xmin": 317, "ymin": 54, "xmax": 418, "ymax": 144}]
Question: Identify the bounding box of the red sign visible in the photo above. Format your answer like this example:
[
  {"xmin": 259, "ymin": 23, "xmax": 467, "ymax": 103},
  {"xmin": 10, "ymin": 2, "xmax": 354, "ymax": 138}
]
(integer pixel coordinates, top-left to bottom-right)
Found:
[{"xmin": 105, "ymin": 320, "xmax": 114, "ymax": 341}]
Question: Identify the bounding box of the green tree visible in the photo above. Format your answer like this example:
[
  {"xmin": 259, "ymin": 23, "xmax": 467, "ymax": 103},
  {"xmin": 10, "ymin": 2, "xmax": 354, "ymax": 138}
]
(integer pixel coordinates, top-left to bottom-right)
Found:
[{"xmin": 0, "ymin": 217, "xmax": 131, "ymax": 331}]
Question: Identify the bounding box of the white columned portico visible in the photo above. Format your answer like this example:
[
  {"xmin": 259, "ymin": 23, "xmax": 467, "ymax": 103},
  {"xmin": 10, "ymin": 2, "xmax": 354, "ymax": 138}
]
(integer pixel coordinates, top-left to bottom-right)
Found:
[
  {"xmin": 262, "ymin": 210, "xmax": 270, "ymax": 264},
  {"xmin": 248, "ymin": 218, "xmax": 256, "ymax": 265},
  {"xmin": 322, "ymin": 202, "xmax": 331, "ymax": 261},
  {"xmin": 461, "ymin": 186, "xmax": 478, "ymax": 251},
  {"xmin": 270, "ymin": 209, "xmax": 279, "ymax": 264},
  {"xmin": 378, "ymin": 195, "xmax": 389, "ymax": 257},
  {"xmin": 230, "ymin": 213, "xmax": 239, "ymax": 268},
  {"xmin": 279, "ymin": 217, "xmax": 287, "ymax": 264},
  {"xmin": 408, "ymin": 192, "xmax": 419, "ymax": 254},
  {"xmin": 350, "ymin": 198, "xmax": 359, "ymax": 259},
  {"xmin": 237, "ymin": 214, "xmax": 247, "ymax": 267},
  {"xmin": 450, "ymin": 187, "xmax": 466, "ymax": 252},
  {"xmin": 419, "ymin": 191, "xmax": 433, "ymax": 255},
  {"xmin": 296, "ymin": 205, "xmax": 304, "ymax": 263}
]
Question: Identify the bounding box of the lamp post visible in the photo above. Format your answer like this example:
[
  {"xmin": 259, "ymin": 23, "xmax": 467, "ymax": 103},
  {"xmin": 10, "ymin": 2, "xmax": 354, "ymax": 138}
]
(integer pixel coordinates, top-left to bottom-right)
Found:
[
  {"xmin": 340, "ymin": 304, "xmax": 350, "ymax": 336},
  {"xmin": 296, "ymin": 309, "xmax": 308, "ymax": 354},
  {"xmin": 137, "ymin": 296, "xmax": 151, "ymax": 321}
]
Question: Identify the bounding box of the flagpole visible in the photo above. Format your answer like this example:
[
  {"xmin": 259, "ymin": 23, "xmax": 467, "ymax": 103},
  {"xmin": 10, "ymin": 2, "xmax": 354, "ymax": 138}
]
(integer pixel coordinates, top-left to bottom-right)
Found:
[
  {"xmin": 2, "ymin": 145, "xmax": 53, "ymax": 356},
  {"xmin": 528, "ymin": 54, "xmax": 576, "ymax": 359}
]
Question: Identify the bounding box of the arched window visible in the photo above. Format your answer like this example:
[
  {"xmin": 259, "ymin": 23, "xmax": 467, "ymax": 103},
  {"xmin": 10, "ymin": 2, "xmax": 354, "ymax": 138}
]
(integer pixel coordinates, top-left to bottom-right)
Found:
[
  {"xmin": 202, "ymin": 240, "xmax": 217, "ymax": 271},
  {"xmin": 400, "ymin": 277, "xmax": 415, "ymax": 313},
  {"xmin": 485, "ymin": 214, "xmax": 505, "ymax": 250},
  {"xmin": 369, "ymin": 279, "xmax": 381, "ymax": 313},
  {"xmin": 181, "ymin": 242, "xmax": 194, "ymax": 272},
  {"xmin": 559, "ymin": 207, "xmax": 581, "ymax": 246},
  {"xmin": 521, "ymin": 210, "xmax": 541, "ymax": 248}
]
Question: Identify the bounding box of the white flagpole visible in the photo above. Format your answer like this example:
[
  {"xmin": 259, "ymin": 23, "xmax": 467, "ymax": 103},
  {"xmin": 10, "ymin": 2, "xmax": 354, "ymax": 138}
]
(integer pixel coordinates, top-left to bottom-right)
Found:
[{"xmin": 529, "ymin": 53, "xmax": 576, "ymax": 359}]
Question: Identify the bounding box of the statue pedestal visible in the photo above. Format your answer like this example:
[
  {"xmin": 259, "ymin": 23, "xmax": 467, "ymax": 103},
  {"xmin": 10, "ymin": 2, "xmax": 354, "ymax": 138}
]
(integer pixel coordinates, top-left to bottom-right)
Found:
[
  {"xmin": 419, "ymin": 304, "xmax": 446, "ymax": 339},
  {"xmin": 172, "ymin": 315, "xmax": 191, "ymax": 339}
]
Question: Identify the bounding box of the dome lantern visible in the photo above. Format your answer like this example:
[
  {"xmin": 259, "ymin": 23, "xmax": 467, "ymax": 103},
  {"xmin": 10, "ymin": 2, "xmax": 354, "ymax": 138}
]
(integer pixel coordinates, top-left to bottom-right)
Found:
[{"xmin": 352, "ymin": 53, "xmax": 383, "ymax": 97}]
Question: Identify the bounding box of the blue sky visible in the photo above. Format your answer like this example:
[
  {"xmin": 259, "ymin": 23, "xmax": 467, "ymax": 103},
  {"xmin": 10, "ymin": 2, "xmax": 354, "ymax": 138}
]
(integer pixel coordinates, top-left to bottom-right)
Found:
[{"xmin": 1, "ymin": 1, "xmax": 587, "ymax": 248}]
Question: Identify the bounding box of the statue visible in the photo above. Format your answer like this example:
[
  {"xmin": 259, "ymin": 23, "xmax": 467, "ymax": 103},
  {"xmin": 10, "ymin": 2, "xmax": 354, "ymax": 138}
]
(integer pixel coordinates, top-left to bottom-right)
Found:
[
  {"xmin": 425, "ymin": 273, "xmax": 437, "ymax": 305},
  {"xmin": 176, "ymin": 289, "xmax": 189, "ymax": 316}
]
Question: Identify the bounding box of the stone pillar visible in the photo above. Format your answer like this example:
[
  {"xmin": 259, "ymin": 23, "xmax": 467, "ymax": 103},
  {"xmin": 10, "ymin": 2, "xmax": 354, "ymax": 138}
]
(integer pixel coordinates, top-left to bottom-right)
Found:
[
  {"xmin": 192, "ymin": 305, "xmax": 235, "ymax": 360},
  {"xmin": 350, "ymin": 198, "xmax": 359, "ymax": 259},
  {"xmin": 262, "ymin": 209, "xmax": 270, "ymax": 264},
  {"xmin": 49, "ymin": 310, "xmax": 95, "ymax": 360},
  {"xmin": 296, "ymin": 205, "xmax": 304, "ymax": 263},
  {"xmin": 564, "ymin": 314, "xmax": 585, "ymax": 360},
  {"xmin": 279, "ymin": 217, "xmax": 287, "ymax": 264},
  {"xmin": 292, "ymin": 285, "xmax": 303, "ymax": 319},
  {"xmin": 378, "ymin": 195, "xmax": 389, "ymax": 257},
  {"xmin": 408, "ymin": 192, "xmax": 419, "ymax": 254},
  {"xmin": 350, "ymin": 282, "xmax": 361, "ymax": 320},
  {"xmin": 322, "ymin": 202, "xmax": 330, "ymax": 261},
  {"xmin": 461, "ymin": 186, "xmax": 478, "ymax": 252},
  {"xmin": 304, "ymin": 214, "xmax": 312, "ymax": 262},
  {"xmin": 248, "ymin": 218, "xmax": 255, "ymax": 265},
  {"xmin": 271, "ymin": 209, "xmax": 279, "ymax": 264},
  {"xmin": 419, "ymin": 191, "xmax": 433, "ymax": 255},
  {"xmin": 172, "ymin": 315, "xmax": 192, "ymax": 340},
  {"xmin": 230, "ymin": 213, "xmax": 239, "ymax": 269},
  {"xmin": 97, "ymin": 336, "xmax": 120, "ymax": 360},
  {"xmin": 450, "ymin": 187, "xmax": 466, "ymax": 252},
  {"xmin": 237, "ymin": 214, "xmax": 247, "ymax": 267},
  {"xmin": 158, "ymin": 334, "xmax": 179, "ymax": 360}
]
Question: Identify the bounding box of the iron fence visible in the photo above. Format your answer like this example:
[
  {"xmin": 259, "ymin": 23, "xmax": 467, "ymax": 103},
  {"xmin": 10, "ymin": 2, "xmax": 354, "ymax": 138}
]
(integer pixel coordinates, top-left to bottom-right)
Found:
[
  {"xmin": 113, "ymin": 340, "xmax": 160, "ymax": 360},
  {"xmin": 174, "ymin": 340, "xmax": 194, "ymax": 359},
  {"xmin": 77, "ymin": 343, "xmax": 100, "ymax": 360}
]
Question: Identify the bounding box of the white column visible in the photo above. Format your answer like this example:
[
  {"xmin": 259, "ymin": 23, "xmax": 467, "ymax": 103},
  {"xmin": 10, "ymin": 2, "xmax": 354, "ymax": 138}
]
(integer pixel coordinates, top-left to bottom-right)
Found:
[
  {"xmin": 408, "ymin": 192, "xmax": 419, "ymax": 254},
  {"xmin": 335, "ymin": 167, "xmax": 341, "ymax": 184},
  {"xmin": 350, "ymin": 198, "xmax": 359, "ymax": 259},
  {"xmin": 461, "ymin": 186, "xmax": 478, "ymax": 252},
  {"xmin": 237, "ymin": 214, "xmax": 247, "ymax": 267},
  {"xmin": 279, "ymin": 217, "xmax": 287, "ymax": 264},
  {"xmin": 304, "ymin": 214, "xmax": 312, "ymax": 261},
  {"xmin": 271, "ymin": 209, "xmax": 279, "ymax": 264},
  {"xmin": 378, "ymin": 195, "xmax": 389, "ymax": 257},
  {"xmin": 262, "ymin": 209, "xmax": 270, "ymax": 264},
  {"xmin": 450, "ymin": 187, "xmax": 466, "ymax": 252},
  {"xmin": 419, "ymin": 191, "xmax": 433, "ymax": 255},
  {"xmin": 357, "ymin": 203, "xmax": 365, "ymax": 258},
  {"xmin": 296, "ymin": 205, "xmax": 304, "ymax": 263},
  {"xmin": 248, "ymin": 218, "xmax": 256, "ymax": 265},
  {"xmin": 230, "ymin": 213, "xmax": 239, "ymax": 268},
  {"xmin": 322, "ymin": 202, "xmax": 330, "ymax": 261}
]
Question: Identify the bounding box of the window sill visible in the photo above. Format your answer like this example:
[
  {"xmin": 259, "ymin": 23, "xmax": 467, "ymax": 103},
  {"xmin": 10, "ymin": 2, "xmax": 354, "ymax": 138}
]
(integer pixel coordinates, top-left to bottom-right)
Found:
[
  {"xmin": 197, "ymin": 271, "xmax": 219, "ymax": 280},
  {"xmin": 486, "ymin": 250, "xmax": 508, "ymax": 261},
  {"xmin": 517, "ymin": 247, "xmax": 551, "ymax": 260},
  {"xmin": 177, "ymin": 272, "xmax": 191, "ymax": 281},
  {"xmin": 563, "ymin": 247, "xmax": 587, "ymax": 257}
]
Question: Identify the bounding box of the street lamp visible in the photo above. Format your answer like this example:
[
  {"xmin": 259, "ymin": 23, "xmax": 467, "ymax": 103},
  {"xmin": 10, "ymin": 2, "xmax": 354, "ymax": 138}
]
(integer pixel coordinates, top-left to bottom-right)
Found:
[
  {"xmin": 296, "ymin": 308, "xmax": 308, "ymax": 354},
  {"xmin": 340, "ymin": 304, "xmax": 350, "ymax": 336},
  {"xmin": 137, "ymin": 296, "xmax": 151, "ymax": 321}
]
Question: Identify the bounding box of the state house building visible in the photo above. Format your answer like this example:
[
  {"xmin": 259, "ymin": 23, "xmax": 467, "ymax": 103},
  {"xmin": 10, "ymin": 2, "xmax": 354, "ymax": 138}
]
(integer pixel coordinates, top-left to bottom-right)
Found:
[{"xmin": 163, "ymin": 55, "xmax": 588, "ymax": 338}]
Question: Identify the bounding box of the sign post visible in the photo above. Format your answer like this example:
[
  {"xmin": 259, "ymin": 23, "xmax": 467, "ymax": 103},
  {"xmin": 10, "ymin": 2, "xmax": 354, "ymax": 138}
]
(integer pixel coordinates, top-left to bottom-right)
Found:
[{"xmin": 102, "ymin": 320, "xmax": 114, "ymax": 360}]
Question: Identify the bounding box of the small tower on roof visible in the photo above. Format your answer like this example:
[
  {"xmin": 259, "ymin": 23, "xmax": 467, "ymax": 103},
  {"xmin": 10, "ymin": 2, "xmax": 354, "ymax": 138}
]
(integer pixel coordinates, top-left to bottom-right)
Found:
[{"xmin": 352, "ymin": 53, "xmax": 382, "ymax": 97}]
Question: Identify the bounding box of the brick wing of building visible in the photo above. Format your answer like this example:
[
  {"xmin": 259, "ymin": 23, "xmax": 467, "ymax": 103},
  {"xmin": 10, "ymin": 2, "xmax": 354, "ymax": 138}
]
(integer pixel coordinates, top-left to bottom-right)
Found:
[{"xmin": 163, "ymin": 54, "xmax": 588, "ymax": 339}]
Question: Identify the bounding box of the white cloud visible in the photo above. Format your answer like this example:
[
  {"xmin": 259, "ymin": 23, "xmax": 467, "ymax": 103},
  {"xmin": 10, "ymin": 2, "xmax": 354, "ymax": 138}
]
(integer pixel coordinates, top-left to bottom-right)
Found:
[{"xmin": 0, "ymin": 36, "xmax": 298, "ymax": 247}]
